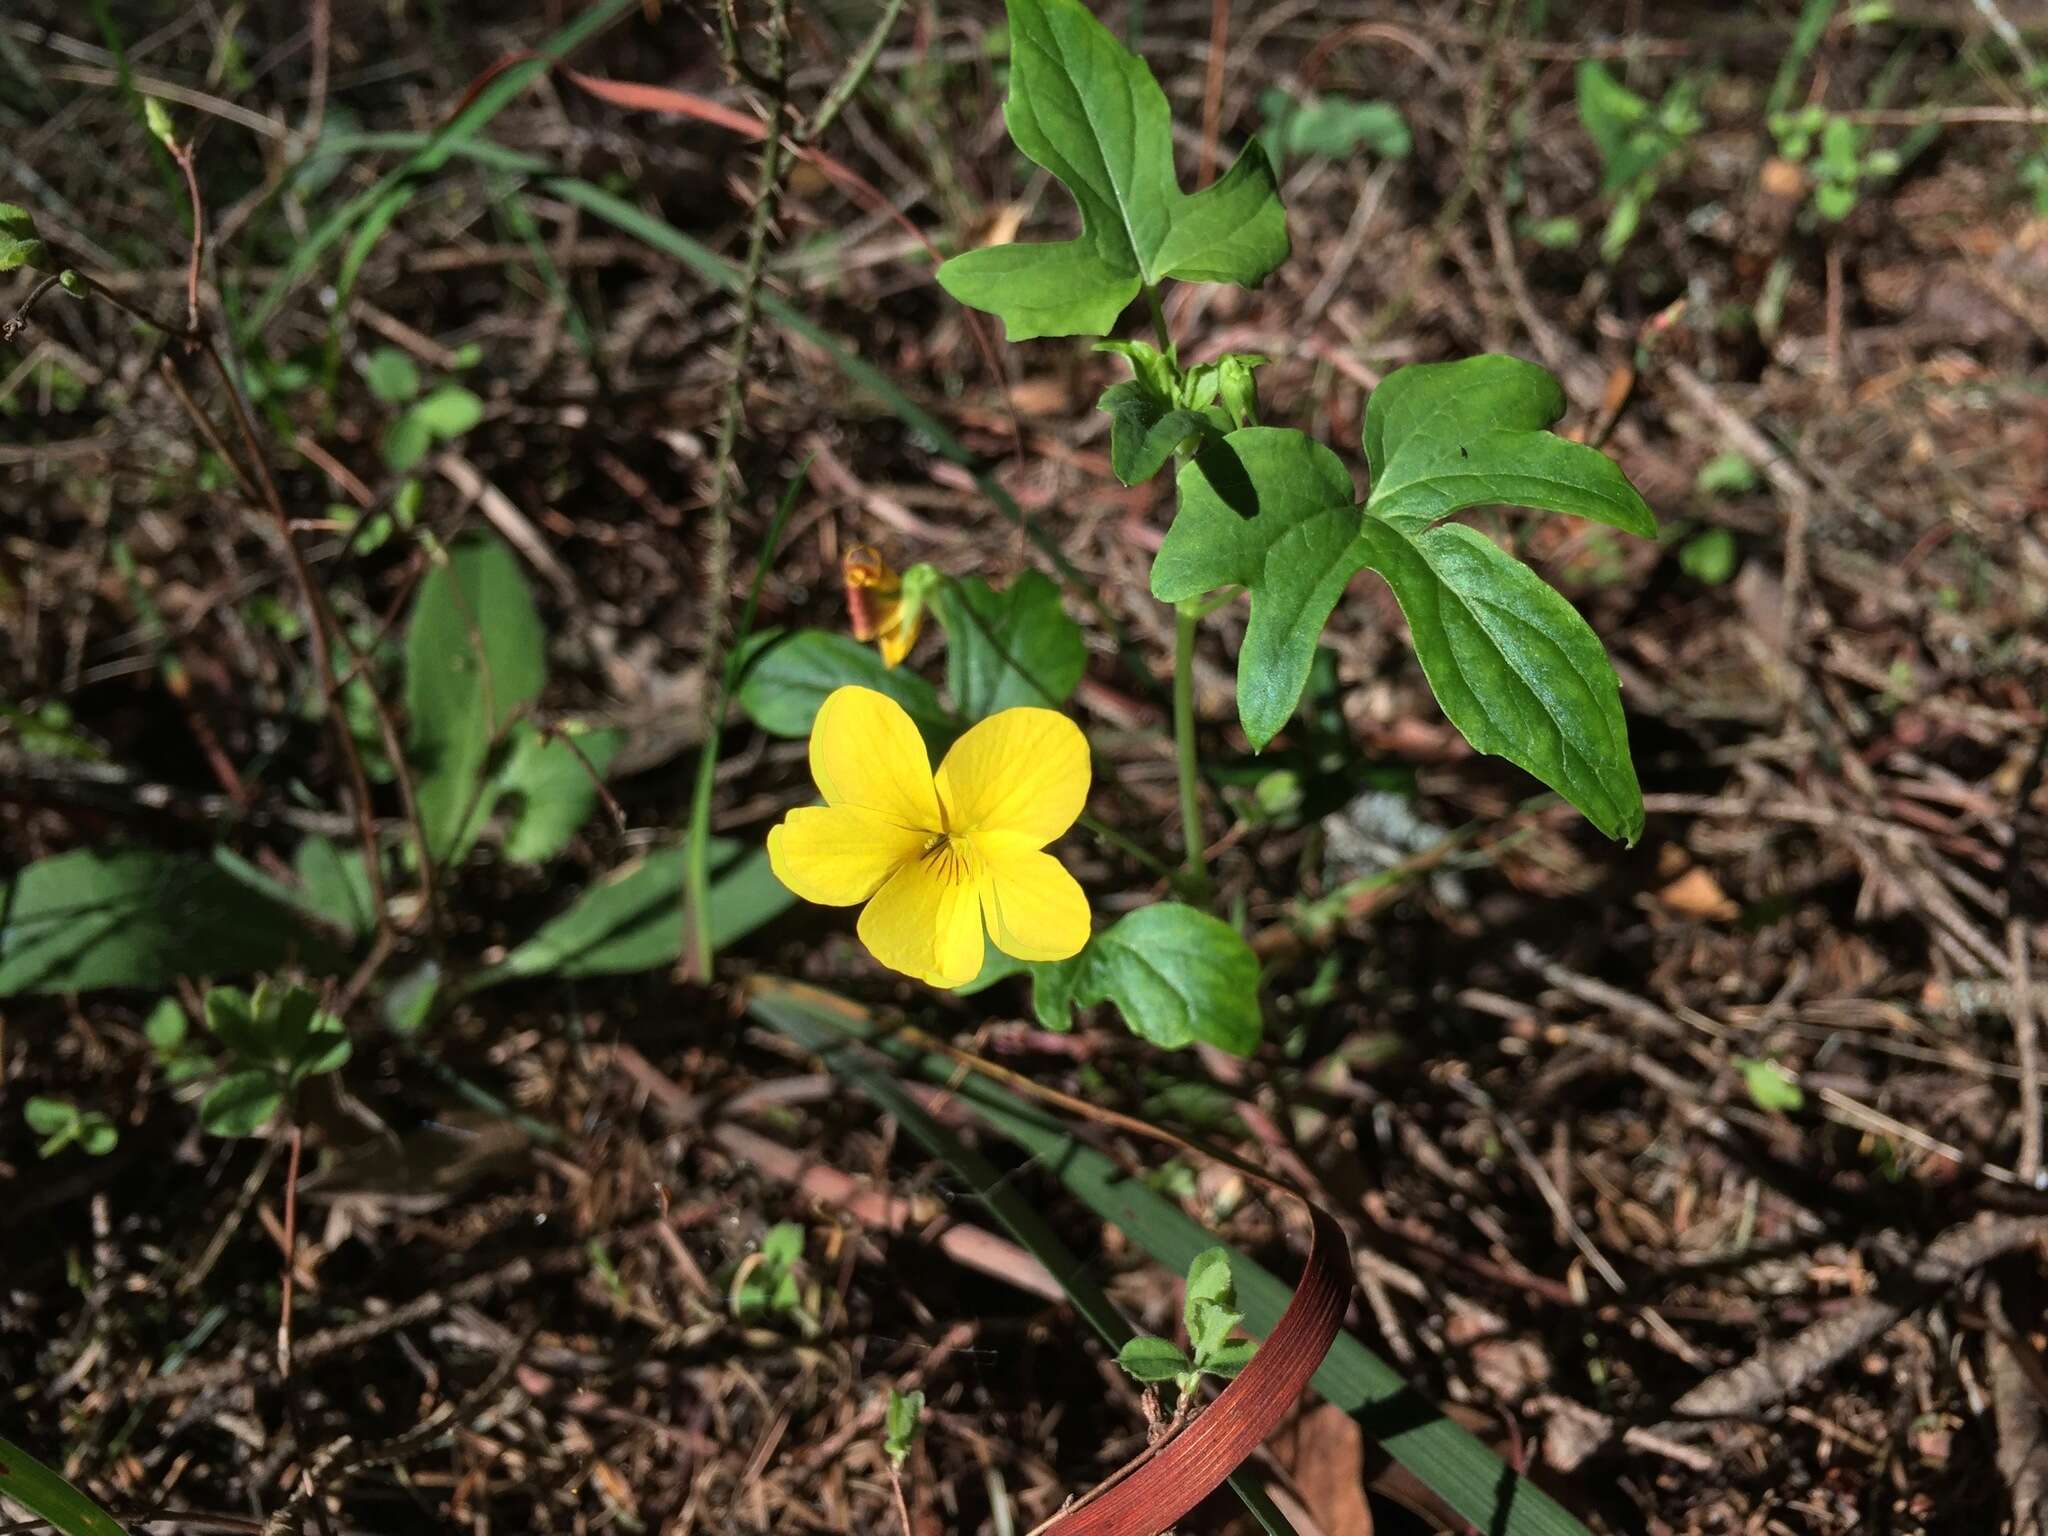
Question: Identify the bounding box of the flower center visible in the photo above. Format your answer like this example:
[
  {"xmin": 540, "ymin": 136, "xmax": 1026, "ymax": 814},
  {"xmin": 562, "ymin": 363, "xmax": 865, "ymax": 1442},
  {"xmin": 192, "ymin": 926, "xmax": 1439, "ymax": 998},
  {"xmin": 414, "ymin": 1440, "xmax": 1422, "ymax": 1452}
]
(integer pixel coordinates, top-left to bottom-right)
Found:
[{"xmin": 918, "ymin": 833, "xmax": 975, "ymax": 888}]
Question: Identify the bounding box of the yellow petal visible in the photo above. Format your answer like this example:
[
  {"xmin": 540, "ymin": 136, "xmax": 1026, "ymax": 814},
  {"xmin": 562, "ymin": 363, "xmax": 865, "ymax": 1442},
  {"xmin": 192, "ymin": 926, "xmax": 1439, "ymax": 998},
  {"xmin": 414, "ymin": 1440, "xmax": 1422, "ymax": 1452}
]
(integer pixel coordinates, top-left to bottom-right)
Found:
[
  {"xmin": 975, "ymin": 830, "xmax": 1090, "ymax": 962},
  {"xmin": 767, "ymin": 805, "xmax": 926, "ymax": 906},
  {"xmin": 876, "ymin": 613, "xmax": 918, "ymax": 668},
  {"xmin": 857, "ymin": 840, "xmax": 985, "ymax": 987},
  {"xmin": 935, "ymin": 707, "xmax": 1090, "ymax": 844},
  {"xmin": 810, "ymin": 686, "xmax": 941, "ymax": 832}
]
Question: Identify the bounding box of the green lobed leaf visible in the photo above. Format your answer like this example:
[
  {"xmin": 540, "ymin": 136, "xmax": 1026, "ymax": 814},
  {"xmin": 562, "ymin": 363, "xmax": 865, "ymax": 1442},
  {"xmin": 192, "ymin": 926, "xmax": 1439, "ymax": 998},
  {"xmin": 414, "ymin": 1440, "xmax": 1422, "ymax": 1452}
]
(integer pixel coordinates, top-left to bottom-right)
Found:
[
  {"xmin": 734, "ymin": 629, "xmax": 954, "ymax": 743},
  {"xmin": 1362, "ymin": 356, "xmax": 1656, "ymax": 538},
  {"xmin": 1034, "ymin": 903, "xmax": 1261, "ymax": 1054},
  {"xmin": 931, "ymin": 571, "xmax": 1086, "ymax": 719},
  {"xmin": 404, "ymin": 535, "xmax": 547, "ymax": 864},
  {"xmin": 1152, "ymin": 428, "xmax": 1361, "ymax": 747},
  {"xmin": 0, "ymin": 850, "xmax": 333, "ymax": 997},
  {"xmin": 0, "ymin": 1433, "xmax": 130, "ymax": 1536},
  {"xmin": 1116, "ymin": 1335, "xmax": 1194, "ymax": 1382},
  {"xmin": 934, "ymin": 0, "xmax": 1287, "ymax": 340}
]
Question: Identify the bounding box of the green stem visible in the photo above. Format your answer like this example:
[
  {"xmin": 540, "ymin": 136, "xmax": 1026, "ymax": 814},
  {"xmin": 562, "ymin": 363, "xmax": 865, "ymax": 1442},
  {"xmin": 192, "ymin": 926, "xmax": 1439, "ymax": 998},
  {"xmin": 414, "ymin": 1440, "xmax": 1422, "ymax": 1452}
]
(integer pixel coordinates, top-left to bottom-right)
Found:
[
  {"xmin": 1078, "ymin": 810, "xmax": 1176, "ymax": 881},
  {"xmin": 683, "ymin": 461, "xmax": 809, "ymax": 980},
  {"xmin": 1142, "ymin": 281, "xmax": 1174, "ymax": 358},
  {"xmin": 1173, "ymin": 601, "xmax": 1207, "ymax": 887}
]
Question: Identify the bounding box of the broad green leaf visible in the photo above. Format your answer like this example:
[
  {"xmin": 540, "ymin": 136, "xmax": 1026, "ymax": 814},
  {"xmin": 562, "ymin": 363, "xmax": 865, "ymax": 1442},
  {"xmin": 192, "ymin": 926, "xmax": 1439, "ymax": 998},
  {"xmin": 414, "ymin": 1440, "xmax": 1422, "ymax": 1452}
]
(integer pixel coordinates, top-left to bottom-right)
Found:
[
  {"xmin": 1116, "ymin": 1336, "xmax": 1193, "ymax": 1382},
  {"xmin": 0, "ymin": 1433, "xmax": 129, "ymax": 1536},
  {"xmin": 934, "ymin": 0, "xmax": 1287, "ymax": 340},
  {"xmin": 1185, "ymin": 1247, "xmax": 1236, "ymax": 1313},
  {"xmin": 931, "ymin": 572, "xmax": 1085, "ymax": 718},
  {"xmin": 0, "ymin": 201, "xmax": 49, "ymax": 272},
  {"xmin": 1352, "ymin": 517, "xmax": 1644, "ymax": 842},
  {"xmin": 735, "ymin": 629, "xmax": 953, "ymax": 742},
  {"xmin": 293, "ymin": 835, "xmax": 376, "ymax": 939},
  {"xmin": 1097, "ymin": 380, "xmax": 1223, "ymax": 486},
  {"xmin": 1151, "ymin": 428, "xmax": 1361, "ymax": 747},
  {"xmin": 203, "ymin": 986, "xmax": 265, "ymax": 1059},
  {"xmin": 466, "ymin": 839, "xmax": 792, "ymax": 990},
  {"xmin": 200, "ymin": 1070, "xmax": 284, "ymax": 1137},
  {"xmin": 491, "ymin": 722, "xmax": 624, "ymax": 863},
  {"xmin": 1258, "ymin": 88, "xmax": 1411, "ymax": 163},
  {"xmin": 404, "ymin": 535, "xmax": 547, "ymax": 863},
  {"xmin": 1362, "ymin": 356, "xmax": 1655, "ymax": 538},
  {"xmin": 1035, "ymin": 903, "xmax": 1261, "ymax": 1054},
  {"xmin": 364, "ymin": 346, "xmax": 420, "ymax": 403},
  {"xmin": 0, "ymin": 849, "xmax": 332, "ymax": 996},
  {"xmin": 413, "ymin": 384, "xmax": 485, "ymax": 440}
]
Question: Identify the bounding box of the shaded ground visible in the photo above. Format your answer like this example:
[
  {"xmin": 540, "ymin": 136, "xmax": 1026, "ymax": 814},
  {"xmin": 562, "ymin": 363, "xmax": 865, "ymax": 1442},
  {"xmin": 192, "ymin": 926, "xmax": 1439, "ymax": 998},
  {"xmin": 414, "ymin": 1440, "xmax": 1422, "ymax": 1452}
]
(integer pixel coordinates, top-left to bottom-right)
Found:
[{"xmin": 5, "ymin": 2, "xmax": 2048, "ymax": 1534}]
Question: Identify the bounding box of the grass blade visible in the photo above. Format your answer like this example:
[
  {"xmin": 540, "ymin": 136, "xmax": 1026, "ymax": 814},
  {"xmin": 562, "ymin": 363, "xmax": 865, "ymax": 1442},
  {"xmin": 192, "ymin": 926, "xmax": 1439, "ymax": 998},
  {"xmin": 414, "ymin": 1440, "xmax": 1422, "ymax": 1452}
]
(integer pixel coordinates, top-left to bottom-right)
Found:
[
  {"xmin": 746, "ymin": 978, "xmax": 1595, "ymax": 1536},
  {"xmin": 0, "ymin": 1434, "xmax": 128, "ymax": 1536}
]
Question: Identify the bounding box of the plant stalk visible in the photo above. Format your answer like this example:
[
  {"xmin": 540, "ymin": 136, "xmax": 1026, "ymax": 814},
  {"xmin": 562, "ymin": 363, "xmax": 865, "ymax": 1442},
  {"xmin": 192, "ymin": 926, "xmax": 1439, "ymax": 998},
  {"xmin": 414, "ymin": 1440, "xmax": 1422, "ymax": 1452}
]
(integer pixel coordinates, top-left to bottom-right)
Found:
[{"xmin": 1173, "ymin": 601, "xmax": 1206, "ymax": 887}]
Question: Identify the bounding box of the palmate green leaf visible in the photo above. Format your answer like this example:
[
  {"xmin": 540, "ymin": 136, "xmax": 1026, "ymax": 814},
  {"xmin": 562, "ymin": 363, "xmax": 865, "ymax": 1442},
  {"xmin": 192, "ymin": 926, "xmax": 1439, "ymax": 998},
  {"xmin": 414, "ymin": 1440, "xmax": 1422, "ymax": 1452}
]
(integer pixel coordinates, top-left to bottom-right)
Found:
[
  {"xmin": 1033, "ymin": 903, "xmax": 1260, "ymax": 1054},
  {"xmin": 404, "ymin": 535, "xmax": 547, "ymax": 863},
  {"xmin": 1152, "ymin": 427, "xmax": 1361, "ymax": 747},
  {"xmin": 0, "ymin": 1433, "xmax": 129, "ymax": 1536},
  {"xmin": 931, "ymin": 571, "xmax": 1085, "ymax": 718},
  {"xmin": 1362, "ymin": 357, "xmax": 1655, "ymax": 538},
  {"xmin": 935, "ymin": 0, "xmax": 1287, "ymax": 340},
  {"xmin": 1150, "ymin": 358, "xmax": 1653, "ymax": 840}
]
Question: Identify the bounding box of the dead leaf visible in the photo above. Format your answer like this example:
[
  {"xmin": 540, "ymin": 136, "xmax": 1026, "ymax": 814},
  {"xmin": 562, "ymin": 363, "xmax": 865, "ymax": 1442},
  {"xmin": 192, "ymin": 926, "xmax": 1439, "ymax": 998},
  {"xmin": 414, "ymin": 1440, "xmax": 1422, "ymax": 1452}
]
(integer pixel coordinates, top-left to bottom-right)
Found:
[
  {"xmin": 1286, "ymin": 1404, "xmax": 1373, "ymax": 1536},
  {"xmin": 1655, "ymin": 865, "xmax": 1740, "ymax": 921}
]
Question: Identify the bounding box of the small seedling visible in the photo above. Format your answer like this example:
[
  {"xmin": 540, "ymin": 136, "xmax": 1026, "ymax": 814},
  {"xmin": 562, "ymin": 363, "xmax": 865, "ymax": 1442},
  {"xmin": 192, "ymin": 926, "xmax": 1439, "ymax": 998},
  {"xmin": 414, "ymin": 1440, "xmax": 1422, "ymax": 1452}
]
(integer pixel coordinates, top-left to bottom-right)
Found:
[
  {"xmin": 1737, "ymin": 1057, "xmax": 1805, "ymax": 1114},
  {"xmin": 23, "ymin": 1098, "xmax": 117, "ymax": 1158},
  {"xmin": 144, "ymin": 998, "xmax": 213, "ymax": 1084},
  {"xmin": 1115, "ymin": 1247, "xmax": 1257, "ymax": 1401},
  {"xmin": 883, "ymin": 1387, "xmax": 925, "ymax": 1468},
  {"xmin": 1575, "ymin": 61, "xmax": 1700, "ymax": 261},
  {"xmin": 729, "ymin": 1222, "xmax": 818, "ymax": 1334},
  {"xmin": 197, "ymin": 979, "xmax": 352, "ymax": 1137}
]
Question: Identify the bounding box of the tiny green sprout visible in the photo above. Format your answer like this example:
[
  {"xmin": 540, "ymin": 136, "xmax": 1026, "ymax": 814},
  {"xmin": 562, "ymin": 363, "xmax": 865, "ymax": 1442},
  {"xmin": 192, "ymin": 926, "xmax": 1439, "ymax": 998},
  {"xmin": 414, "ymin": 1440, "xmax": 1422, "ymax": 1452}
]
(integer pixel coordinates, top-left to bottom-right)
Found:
[
  {"xmin": 196, "ymin": 979, "xmax": 352, "ymax": 1137},
  {"xmin": 729, "ymin": 1221, "xmax": 818, "ymax": 1334},
  {"xmin": 25, "ymin": 1097, "xmax": 118, "ymax": 1158},
  {"xmin": 143, "ymin": 96, "xmax": 177, "ymax": 150},
  {"xmin": 1737, "ymin": 1057, "xmax": 1805, "ymax": 1115},
  {"xmin": 884, "ymin": 1387, "xmax": 925, "ymax": 1468},
  {"xmin": 1115, "ymin": 1246, "xmax": 1257, "ymax": 1398},
  {"xmin": 0, "ymin": 201, "xmax": 50, "ymax": 273},
  {"xmin": 144, "ymin": 997, "xmax": 212, "ymax": 1083}
]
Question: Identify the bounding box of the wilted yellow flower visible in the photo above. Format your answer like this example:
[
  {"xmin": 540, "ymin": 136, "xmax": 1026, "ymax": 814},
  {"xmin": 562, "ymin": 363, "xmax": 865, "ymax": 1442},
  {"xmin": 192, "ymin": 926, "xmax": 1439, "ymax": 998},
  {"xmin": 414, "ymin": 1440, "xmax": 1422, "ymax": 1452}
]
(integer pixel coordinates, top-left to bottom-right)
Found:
[
  {"xmin": 766, "ymin": 686, "xmax": 1091, "ymax": 987},
  {"xmin": 842, "ymin": 545, "xmax": 936, "ymax": 668}
]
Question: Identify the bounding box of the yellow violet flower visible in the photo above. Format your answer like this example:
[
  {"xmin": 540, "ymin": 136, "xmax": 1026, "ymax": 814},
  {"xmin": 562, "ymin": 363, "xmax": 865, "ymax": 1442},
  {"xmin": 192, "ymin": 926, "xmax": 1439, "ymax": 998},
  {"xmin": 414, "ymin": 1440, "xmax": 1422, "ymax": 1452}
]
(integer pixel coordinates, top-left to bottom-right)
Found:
[
  {"xmin": 842, "ymin": 545, "xmax": 937, "ymax": 668},
  {"xmin": 766, "ymin": 686, "xmax": 1091, "ymax": 987}
]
